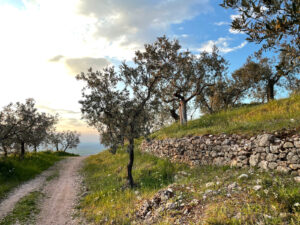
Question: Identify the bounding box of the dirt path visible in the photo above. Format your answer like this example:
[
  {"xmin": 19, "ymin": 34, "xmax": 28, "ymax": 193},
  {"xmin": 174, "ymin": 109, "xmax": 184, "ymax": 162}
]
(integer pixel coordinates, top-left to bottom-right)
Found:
[
  {"xmin": 0, "ymin": 160, "xmax": 62, "ymax": 219},
  {"xmin": 0, "ymin": 156, "xmax": 86, "ymax": 224},
  {"xmin": 36, "ymin": 156, "xmax": 86, "ymax": 225}
]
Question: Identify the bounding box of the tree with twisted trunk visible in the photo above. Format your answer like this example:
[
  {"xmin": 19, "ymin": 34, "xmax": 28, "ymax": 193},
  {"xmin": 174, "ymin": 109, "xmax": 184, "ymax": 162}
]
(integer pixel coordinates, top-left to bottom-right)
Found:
[
  {"xmin": 134, "ymin": 37, "xmax": 228, "ymax": 125},
  {"xmin": 77, "ymin": 62, "xmax": 160, "ymax": 188},
  {"xmin": 232, "ymin": 54, "xmax": 299, "ymax": 102}
]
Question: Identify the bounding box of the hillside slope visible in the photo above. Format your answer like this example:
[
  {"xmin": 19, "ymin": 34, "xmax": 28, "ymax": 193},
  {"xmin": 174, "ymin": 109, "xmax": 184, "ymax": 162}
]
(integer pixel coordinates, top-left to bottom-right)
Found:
[
  {"xmin": 153, "ymin": 94, "xmax": 300, "ymax": 139},
  {"xmin": 80, "ymin": 149, "xmax": 300, "ymax": 224},
  {"xmin": 79, "ymin": 95, "xmax": 300, "ymax": 224}
]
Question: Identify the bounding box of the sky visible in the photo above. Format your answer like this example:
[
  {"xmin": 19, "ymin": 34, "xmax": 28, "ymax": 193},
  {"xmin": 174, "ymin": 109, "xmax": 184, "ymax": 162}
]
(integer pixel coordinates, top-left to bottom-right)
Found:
[{"xmin": 0, "ymin": 0, "xmax": 264, "ymax": 144}]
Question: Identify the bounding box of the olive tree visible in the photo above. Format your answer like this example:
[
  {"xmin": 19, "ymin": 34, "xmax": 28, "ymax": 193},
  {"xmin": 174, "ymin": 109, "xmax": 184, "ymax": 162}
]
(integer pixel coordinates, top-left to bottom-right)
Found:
[
  {"xmin": 0, "ymin": 99, "xmax": 57, "ymax": 158},
  {"xmin": 60, "ymin": 131, "xmax": 80, "ymax": 152},
  {"xmin": 0, "ymin": 104, "xmax": 18, "ymax": 157},
  {"xmin": 29, "ymin": 114, "xmax": 57, "ymax": 152},
  {"xmin": 77, "ymin": 60, "xmax": 160, "ymax": 187},
  {"xmin": 196, "ymin": 76, "xmax": 246, "ymax": 114},
  {"xmin": 14, "ymin": 99, "xmax": 57, "ymax": 157},
  {"xmin": 47, "ymin": 130, "xmax": 80, "ymax": 152},
  {"xmin": 232, "ymin": 54, "xmax": 299, "ymax": 102},
  {"xmin": 220, "ymin": 0, "xmax": 299, "ymax": 69},
  {"xmin": 134, "ymin": 37, "xmax": 224, "ymax": 125},
  {"xmin": 47, "ymin": 131, "xmax": 63, "ymax": 151}
]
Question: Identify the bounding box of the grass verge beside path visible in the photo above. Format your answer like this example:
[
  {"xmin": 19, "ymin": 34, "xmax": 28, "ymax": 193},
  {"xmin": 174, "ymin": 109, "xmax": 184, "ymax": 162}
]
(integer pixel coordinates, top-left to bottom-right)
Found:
[
  {"xmin": 0, "ymin": 151, "xmax": 77, "ymax": 200},
  {"xmin": 0, "ymin": 191, "xmax": 43, "ymax": 225},
  {"xmin": 80, "ymin": 148, "xmax": 188, "ymax": 224},
  {"xmin": 80, "ymin": 148, "xmax": 300, "ymax": 224},
  {"xmin": 153, "ymin": 94, "xmax": 300, "ymax": 139}
]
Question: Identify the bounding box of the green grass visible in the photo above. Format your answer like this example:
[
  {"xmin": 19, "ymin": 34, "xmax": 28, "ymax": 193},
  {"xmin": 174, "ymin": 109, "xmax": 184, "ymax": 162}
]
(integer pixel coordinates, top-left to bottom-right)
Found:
[
  {"xmin": 152, "ymin": 94, "xmax": 300, "ymax": 139},
  {"xmin": 0, "ymin": 191, "xmax": 42, "ymax": 225},
  {"xmin": 0, "ymin": 151, "xmax": 77, "ymax": 200},
  {"xmin": 46, "ymin": 170, "xmax": 59, "ymax": 182},
  {"xmin": 80, "ymin": 147, "xmax": 189, "ymax": 224},
  {"xmin": 80, "ymin": 148, "xmax": 300, "ymax": 224},
  {"xmin": 80, "ymin": 94, "xmax": 300, "ymax": 223}
]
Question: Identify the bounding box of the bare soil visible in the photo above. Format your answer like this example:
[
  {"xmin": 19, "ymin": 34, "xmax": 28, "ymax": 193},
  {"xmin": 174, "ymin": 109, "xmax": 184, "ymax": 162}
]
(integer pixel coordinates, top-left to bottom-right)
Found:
[{"xmin": 36, "ymin": 157, "xmax": 86, "ymax": 225}]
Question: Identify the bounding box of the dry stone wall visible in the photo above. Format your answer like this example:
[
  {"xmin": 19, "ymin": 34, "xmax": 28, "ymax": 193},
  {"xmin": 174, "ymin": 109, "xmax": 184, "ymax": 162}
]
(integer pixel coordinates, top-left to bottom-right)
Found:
[{"xmin": 140, "ymin": 132, "xmax": 300, "ymax": 175}]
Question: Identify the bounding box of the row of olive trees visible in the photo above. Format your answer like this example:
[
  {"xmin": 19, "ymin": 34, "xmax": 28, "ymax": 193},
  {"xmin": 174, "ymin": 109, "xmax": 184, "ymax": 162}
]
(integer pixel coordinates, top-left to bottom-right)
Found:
[
  {"xmin": 76, "ymin": 37, "xmax": 237, "ymax": 187},
  {"xmin": 76, "ymin": 37, "xmax": 299, "ymax": 187},
  {"xmin": 77, "ymin": 0, "xmax": 299, "ymax": 187},
  {"xmin": 77, "ymin": 37, "xmax": 299, "ymax": 187},
  {"xmin": 0, "ymin": 99, "xmax": 80, "ymax": 158},
  {"xmin": 48, "ymin": 130, "xmax": 80, "ymax": 152},
  {"xmin": 198, "ymin": 51, "xmax": 299, "ymax": 114}
]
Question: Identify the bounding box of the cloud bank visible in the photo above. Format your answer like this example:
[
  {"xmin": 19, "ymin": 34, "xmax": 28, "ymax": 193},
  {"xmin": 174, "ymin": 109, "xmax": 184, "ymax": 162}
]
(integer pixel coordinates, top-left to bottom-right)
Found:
[
  {"xmin": 199, "ymin": 37, "xmax": 247, "ymax": 53},
  {"xmin": 77, "ymin": 0, "xmax": 212, "ymax": 47}
]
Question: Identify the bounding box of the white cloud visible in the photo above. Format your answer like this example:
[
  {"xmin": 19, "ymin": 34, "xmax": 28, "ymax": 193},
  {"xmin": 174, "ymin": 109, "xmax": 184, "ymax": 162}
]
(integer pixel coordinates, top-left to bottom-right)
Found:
[
  {"xmin": 230, "ymin": 14, "xmax": 241, "ymax": 20},
  {"xmin": 199, "ymin": 37, "xmax": 247, "ymax": 53},
  {"xmin": 37, "ymin": 105, "xmax": 99, "ymax": 142},
  {"xmin": 77, "ymin": 0, "xmax": 212, "ymax": 47},
  {"xmin": 64, "ymin": 57, "xmax": 111, "ymax": 75},
  {"xmin": 229, "ymin": 28, "xmax": 242, "ymax": 34},
  {"xmin": 214, "ymin": 21, "xmax": 230, "ymax": 26}
]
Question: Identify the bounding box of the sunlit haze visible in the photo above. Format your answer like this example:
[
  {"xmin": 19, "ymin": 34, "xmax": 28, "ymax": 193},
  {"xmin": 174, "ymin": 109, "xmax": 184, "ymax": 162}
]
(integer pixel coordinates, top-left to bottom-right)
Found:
[{"xmin": 0, "ymin": 0, "xmax": 259, "ymax": 144}]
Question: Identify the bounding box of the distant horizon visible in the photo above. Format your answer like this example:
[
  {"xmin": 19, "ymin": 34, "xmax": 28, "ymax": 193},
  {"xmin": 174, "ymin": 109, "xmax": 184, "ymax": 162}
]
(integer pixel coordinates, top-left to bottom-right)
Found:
[
  {"xmin": 33, "ymin": 142, "xmax": 106, "ymax": 156},
  {"xmin": 67, "ymin": 142, "xmax": 106, "ymax": 156}
]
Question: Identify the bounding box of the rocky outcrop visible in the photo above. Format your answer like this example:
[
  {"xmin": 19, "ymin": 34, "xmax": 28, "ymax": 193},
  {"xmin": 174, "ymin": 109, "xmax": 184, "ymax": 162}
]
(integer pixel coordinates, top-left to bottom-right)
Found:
[
  {"xmin": 140, "ymin": 132, "xmax": 300, "ymax": 175},
  {"xmin": 134, "ymin": 184, "xmax": 204, "ymax": 225}
]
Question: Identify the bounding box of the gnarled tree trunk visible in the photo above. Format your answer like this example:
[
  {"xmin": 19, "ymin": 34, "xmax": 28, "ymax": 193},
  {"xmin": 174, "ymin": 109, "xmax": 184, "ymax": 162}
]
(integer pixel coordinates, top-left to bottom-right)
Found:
[
  {"xmin": 266, "ymin": 80, "xmax": 275, "ymax": 102},
  {"xmin": 179, "ymin": 100, "xmax": 187, "ymax": 125},
  {"xmin": 20, "ymin": 141, "xmax": 25, "ymax": 159},
  {"xmin": 2, "ymin": 145, "xmax": 8, "ymax": 157},
  {"xmin": 127, "ymin": 138, "xmax": 135, "ymax": 188},
  {"xmin": 170, "ymin": 109, "xmax": 179, "ymax": 121}
]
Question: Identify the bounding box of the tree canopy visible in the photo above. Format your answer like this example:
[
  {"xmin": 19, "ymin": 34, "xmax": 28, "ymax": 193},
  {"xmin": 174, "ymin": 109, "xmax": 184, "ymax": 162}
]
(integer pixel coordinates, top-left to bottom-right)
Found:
[
  {"xmin": 220, "ymin": 0, "xmax": 299, "ymax": 69},
  {"xmin": 0, "ymin": 99, "xmax": 80, "ymax": 158},
  {"xmin": 133, "ymin": 37, "xmax": 228, "ymax": 124}
]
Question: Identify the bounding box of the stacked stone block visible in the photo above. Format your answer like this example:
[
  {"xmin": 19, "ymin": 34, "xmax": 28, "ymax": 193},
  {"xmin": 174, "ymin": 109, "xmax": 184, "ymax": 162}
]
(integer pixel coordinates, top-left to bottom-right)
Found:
[{"xmin": 140, "ymin": 133, "xmax": 300, "ymax": 175}]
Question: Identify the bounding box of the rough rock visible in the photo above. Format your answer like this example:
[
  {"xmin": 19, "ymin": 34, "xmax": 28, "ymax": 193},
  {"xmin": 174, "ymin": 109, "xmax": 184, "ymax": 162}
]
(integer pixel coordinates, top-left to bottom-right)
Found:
[
  {"xmin": 258, "ymin": 134, "xmax": 274, "ymax": 147},
  {"xmin": 294, "ymin": 176, "xmax": 300, "ymax": 183},
  {"xmin": 238, "ymin": 174, "xmax": 249, "ymax": 180},
  {"xmin": 268, "ymin": 162, "xmax": 277, "ymax": 170},
  {"xmin": 249, "ymin": 154, "xmax": 260, "ymax": 167},
  {"xmin": 258, "ymin": 161, "xmax": 268, "ymax": 170},
  {"xmin": 140, "ymin": 130, "xmax": 300, "ymax": 174},
  {"xmin": 253, "ymin": 185, "xmax": 262, "ymax": 191},
  {"xmin": 228, "ymin": 182, "xmax": 237, "ymax": 190},
  {"xmin": 283, "ymin": 142, "xmax": 294, "ymax": 148},
  {"xmin": 205, "ymin": 182, "xmax": 214, "ymax": 188}
]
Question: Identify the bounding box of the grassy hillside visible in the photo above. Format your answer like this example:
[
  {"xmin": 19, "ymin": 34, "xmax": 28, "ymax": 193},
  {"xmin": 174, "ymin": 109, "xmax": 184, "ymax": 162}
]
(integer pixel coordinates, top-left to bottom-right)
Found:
[
  {"xmin": 80, "ymin": 149, "xmax": 188, "ymax": 224},
  {"xmin": 80, "ymin": 149, "xmax": 300, "ymax": 224},
  {"xmin": 79, "ymin": 94, "xmax": 300, "ymax": 224},
  {"xmin": 153, "ymin": 94, "xmax": 300, "ymax": 139},
  {"xmin": 0, "ymin": 151, "xmax": 77, "ymax": 200}
]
